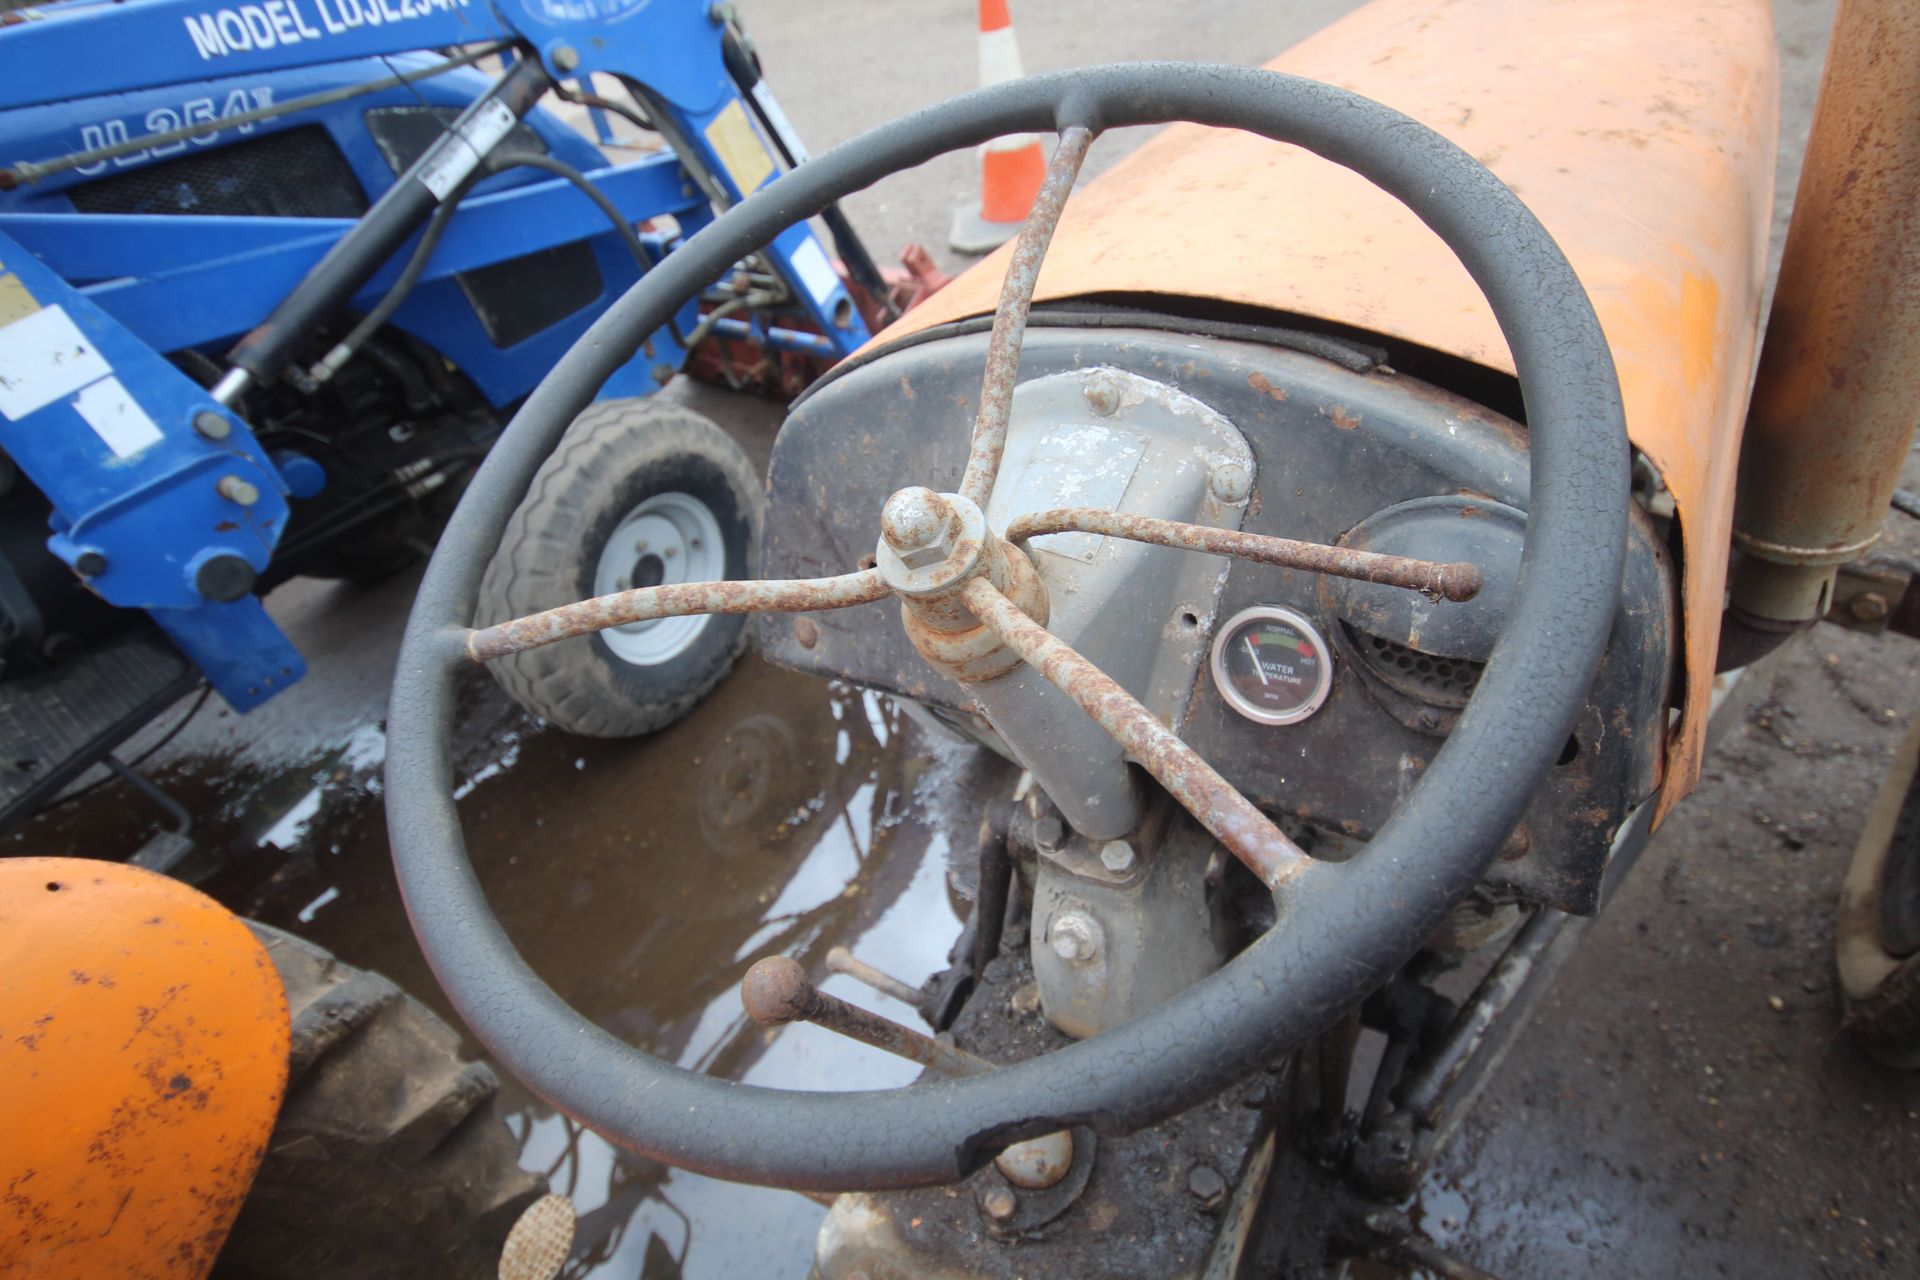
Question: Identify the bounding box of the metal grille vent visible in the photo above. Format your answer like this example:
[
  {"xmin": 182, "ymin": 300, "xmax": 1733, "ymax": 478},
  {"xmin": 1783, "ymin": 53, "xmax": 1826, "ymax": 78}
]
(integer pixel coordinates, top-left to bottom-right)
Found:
[
  {"xmin": 67, "ymin": 126, "xmax": 368, "ymax": 219},
  {"xmin": 1347, "ymin": 625, "xmax": 1483, "ymax": 708}
]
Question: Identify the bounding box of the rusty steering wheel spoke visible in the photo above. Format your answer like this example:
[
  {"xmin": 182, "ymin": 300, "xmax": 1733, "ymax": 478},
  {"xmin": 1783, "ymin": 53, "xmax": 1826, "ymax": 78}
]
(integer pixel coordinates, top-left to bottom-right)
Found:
[
  {"xmin": 958, "ymin": 125, "xmax": 1096, "ymax": 508},
  {"xmin": 1006, "ymin": 507, "xmax": 1484, "ymax": 603},
  {"xmin": 465, "ymin": 568, "xmax": 889, "ymax": 664},
  {"xmin": 960, "ymin": 575, "xmax": 1312, "ymax": 892}
]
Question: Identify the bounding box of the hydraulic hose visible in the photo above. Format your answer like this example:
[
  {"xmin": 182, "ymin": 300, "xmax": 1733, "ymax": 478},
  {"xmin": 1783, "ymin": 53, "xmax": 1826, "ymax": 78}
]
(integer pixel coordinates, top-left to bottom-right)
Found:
[{"xmin": 311, "ymin": 152, "xmax": 651, "ymax": 386}]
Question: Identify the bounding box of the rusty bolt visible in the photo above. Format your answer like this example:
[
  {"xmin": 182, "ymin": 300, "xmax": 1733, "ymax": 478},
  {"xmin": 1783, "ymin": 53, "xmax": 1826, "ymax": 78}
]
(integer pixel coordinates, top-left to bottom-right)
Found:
[
  {"xmin": 1210, "ymin": 462, "xmax": 1252, "ymax": 505},
  {"xmin": 1188, "ymin": 1164, "xmax": 1226, "ymax": 1210},
  {"xmin": 192, "ymin": 410, "xmax": 231, "ymax": 441},
  {"xmin": 1851, "ymin": 591, "xmax": 1891, "ymax": 623},
  {"xmin": 881, "ymin": 487, "xmax": 961, "ymax": 570},
  {"xmin": 794, "ymin": 617, "xmax": 820, "ymax": 649},
  {"xmin": 981, "ymin": 1185, "xmax": 1017, "ymax": 1223},
  {"xmin": 1049, "ymin": 913, "xmax": 1101, "ymax": 963},
  {"xmin": 1099, "ymin": 840, "xmax": 1136, "ymax": 874},
  {"xmin": 1083, "ymin": 375, "xmax": 1121, "ymax": 417},
  {"xmin": 216, "ymin": 475, "xmax": 260, "ymax": 506},
  {"xmin": 1498, "ymin": 822, "xmax": 1532, "ymax": 861},
  {"xmin": 1033, "ymin": 814, "xmax": 1067, "ymax": 852}
]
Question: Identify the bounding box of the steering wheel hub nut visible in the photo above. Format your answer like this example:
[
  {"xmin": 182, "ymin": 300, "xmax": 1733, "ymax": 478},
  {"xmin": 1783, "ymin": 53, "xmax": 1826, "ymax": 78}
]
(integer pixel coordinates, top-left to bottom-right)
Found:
[{"xmin": 877, "ymin": 487, "xmax": 1048, "ymax": 682}]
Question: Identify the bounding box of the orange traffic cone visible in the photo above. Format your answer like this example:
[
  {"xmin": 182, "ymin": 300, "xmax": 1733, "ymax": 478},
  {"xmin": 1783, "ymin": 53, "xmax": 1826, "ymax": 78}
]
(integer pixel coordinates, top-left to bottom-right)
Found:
[{"xmin": 949, "ymin": 0, "xmax": 1047, "ymax": 254}]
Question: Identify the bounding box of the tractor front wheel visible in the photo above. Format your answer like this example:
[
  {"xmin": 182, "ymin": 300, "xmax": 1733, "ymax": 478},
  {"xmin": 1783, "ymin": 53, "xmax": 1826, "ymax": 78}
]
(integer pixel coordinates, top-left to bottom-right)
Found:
[{"xmin": 475, "ymin": 398, "xmax": 763, "ymax": 738}]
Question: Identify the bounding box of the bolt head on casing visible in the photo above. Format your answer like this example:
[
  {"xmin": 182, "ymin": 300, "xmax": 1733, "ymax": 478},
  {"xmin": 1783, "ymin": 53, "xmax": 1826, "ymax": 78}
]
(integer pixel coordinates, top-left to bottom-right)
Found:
[
  {"xmin": 1049, "ymin": 913, "xmax": 1102, "ymax": 963},
  {"xmin": 1099, "ymin": 841, "xmax": 1136, "ymax": 874},
  {"xmin": 1188, "ymin": 1164, "xmax": 1227, "ymax": 1210},
  {"xmin": 1851, "ymin": 591, "xmax": 1892, "ymax": 622},
  {"xmin": 881, "ymin": 487, "xmax": 961, "ymax": 570},
  {"xmin": 1210, "ymin": 461, "xmax": 1253, "ymax": 504},
  {"xmin": 216, "ymin": 474, "xmax": 261, "ymax": 506}
]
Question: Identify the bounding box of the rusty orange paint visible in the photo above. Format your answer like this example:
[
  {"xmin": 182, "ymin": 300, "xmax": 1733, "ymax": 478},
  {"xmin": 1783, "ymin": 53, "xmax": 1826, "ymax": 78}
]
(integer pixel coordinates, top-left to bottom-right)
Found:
[
  {"xmin": 0, "ymin": 858, "xmax": 289, "ymax": 1279},
  {"xmin": 882, "ymin": 0, "xmax": 1778, "ymax": 821}
]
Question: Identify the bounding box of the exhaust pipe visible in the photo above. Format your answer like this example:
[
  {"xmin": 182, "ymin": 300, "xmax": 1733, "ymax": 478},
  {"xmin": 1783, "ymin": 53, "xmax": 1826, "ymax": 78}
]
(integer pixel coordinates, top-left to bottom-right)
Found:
[{"xmin": 1723, "ymin": 0, "xmax": 1920, "ymax": 669}]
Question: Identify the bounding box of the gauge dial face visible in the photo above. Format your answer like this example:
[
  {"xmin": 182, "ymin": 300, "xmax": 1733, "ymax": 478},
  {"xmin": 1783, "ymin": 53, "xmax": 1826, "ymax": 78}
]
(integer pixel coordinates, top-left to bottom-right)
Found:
[{"xmin": 1209, "ymin": 606, "xmax": 1333, "ymax": 726}]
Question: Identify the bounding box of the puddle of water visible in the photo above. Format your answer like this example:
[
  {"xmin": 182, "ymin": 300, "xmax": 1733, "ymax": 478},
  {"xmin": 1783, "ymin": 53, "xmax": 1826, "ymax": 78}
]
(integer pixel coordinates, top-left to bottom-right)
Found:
[{"xmin": 20, "ymin": 654, "xmax": 996, "ymax": 1276}]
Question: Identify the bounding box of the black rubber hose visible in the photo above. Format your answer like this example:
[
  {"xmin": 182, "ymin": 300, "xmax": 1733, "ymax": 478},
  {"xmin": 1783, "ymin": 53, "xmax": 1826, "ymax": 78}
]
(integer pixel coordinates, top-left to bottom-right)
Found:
[
  {"xmin": 385, "ymin": 62, "xmax": 1628, "ymax": 1192},
  {"xmin": 314, "ymin": 152, "xmax": 651, "ymax": 384}
]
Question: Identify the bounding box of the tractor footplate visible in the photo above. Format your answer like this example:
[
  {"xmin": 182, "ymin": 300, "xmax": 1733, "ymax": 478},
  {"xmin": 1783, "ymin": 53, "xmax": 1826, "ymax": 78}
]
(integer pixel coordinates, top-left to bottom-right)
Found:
[{"xmin": 0, "ymin": 622, "xmax": 197, "ymax": 833}]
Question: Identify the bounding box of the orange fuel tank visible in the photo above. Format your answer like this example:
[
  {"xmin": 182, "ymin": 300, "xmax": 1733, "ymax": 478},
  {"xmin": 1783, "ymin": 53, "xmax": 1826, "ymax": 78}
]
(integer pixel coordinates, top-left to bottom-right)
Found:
[
  {"xmin": 881, "ymin": 0, "xmax": 1779, "ymax": 822},
  {"xmin": 0, "ymin": 858, "xmax": 289, "ymax": 1279}
]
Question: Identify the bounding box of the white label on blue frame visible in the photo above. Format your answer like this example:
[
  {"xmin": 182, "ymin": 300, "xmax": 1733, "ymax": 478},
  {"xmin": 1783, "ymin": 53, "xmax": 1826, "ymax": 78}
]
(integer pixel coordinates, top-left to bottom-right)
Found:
[
  {"xmin": 73, "ymin": 376, "xmax": 164, "ymax": 459},
  {"xmin": 788, "ymin": 239, "xmax": 841, "ymax": 308},
  {"xmin": 0, "ymin": 305, "xmax": 112, "ymax": 421}
]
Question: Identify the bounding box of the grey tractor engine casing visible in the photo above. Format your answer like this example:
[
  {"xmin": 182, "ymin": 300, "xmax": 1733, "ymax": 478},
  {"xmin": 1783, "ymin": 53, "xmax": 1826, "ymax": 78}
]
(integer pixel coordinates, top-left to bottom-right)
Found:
[{"xmin": 759, "ymin": 323, "xmax": 1673, "ymax": 922}]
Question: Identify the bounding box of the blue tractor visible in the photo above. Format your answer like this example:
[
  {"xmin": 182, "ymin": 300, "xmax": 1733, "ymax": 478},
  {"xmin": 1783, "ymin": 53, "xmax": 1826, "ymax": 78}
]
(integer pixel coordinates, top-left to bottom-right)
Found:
[{"xmin": 0, "ymin": 0, "xmax": 937, "ymax": 837}]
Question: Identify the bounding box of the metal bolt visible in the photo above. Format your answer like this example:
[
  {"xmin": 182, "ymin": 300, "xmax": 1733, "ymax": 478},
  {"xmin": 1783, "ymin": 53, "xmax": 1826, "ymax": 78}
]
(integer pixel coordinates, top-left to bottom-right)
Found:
[
  {"xmin": 1033, "ymin": 814, "xmax": 1067, "ymax": 852},
  {"xmin": 794, "ymin": 617, "xmax": 820, "ymax": 649},
  {"xmin": 551, "ymin": 43, "xmax": 581, "ymax": 71},
  {"xmin": 1099, "ymin": 840, "xmax": 1136, "ymax": 874},
  {"xmin": 73, "ymin": 550, "xmax": 107, "ymax": 577},
  {"xmin": 1851, "ymin": 591, "xmax": 1891, "ymax": 622},
  {"xmin": 1188, "ymin": 1164, "xmax": 1226, "ymax": 1210},
  {"xmin": 881, "ymin": 487, "xmax": 960, "ymax": 570},
  {"xmin": 216, "ymin": 475, "xmax": 260, "ymax": 506},
  {"xmin": 1210, "ymin": 462, "xmax": 1252, "ymax": 504},
  {"xmin": 664, "ymin": 546, "xmax": 677, "ymax": 559},
  {"xmin": 634, "ymin": 539, "xmax": 649, "ymax": 554},
  {"xmin": 1083, "ymin": 375, "xmax": 1121, "ymax": 417},
  {"xmin": 981, "ymin": 1186, "xmax": 1017, "ymax": 1224},
  {"xmin": 615, "ymin": 576, "xmax": 631, "ymax": 591},
  {"xmin": 1049, "ymin": 913, "xmax": 1101, "ymax": 964},
  {"xmin": 192, "ymin": 410, "xmax": 231, "ymax": 441}
]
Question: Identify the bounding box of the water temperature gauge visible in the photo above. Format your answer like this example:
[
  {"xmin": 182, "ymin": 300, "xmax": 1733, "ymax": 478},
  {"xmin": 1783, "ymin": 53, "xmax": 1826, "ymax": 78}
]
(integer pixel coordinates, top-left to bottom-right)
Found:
[{"xmin": 1209, "ymin": 605, "xmax": 1333, "ymax": 726}]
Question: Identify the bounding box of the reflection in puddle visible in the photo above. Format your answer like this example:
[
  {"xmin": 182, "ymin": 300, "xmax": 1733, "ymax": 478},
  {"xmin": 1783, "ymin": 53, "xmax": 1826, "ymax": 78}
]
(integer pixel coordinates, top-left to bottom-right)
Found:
[{"xmin": 452, "ymin": 665, "xmax": 990, "ymax": 1276}]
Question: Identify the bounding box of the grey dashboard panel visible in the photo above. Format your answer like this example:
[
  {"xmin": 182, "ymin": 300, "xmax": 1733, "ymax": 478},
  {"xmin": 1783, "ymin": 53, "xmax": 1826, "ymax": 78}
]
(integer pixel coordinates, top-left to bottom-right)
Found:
[{"xmin": 759, "ymin": 325, "xmax": 1672, "ymax": 915}]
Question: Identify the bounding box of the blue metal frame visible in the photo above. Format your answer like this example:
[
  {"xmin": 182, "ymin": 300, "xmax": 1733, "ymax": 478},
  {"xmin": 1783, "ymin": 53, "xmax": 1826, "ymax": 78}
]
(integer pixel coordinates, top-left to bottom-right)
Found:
[
  {"xmin": 0, "ymin": 0, "xmax": 872, "ymax": 710},
  {"xmin": 0, "ymin": 228, "xmax": 303, "ymax": 709}
]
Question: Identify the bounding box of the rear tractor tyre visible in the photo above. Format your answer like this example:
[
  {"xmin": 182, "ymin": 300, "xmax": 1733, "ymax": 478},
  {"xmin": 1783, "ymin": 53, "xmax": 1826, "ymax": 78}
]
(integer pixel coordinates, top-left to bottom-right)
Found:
[
  {"xmin": 476, "ymin": 398, "xmax": 764, "ymax": 738},
  {"xmin": 215, "ymin": 924, "xmax": 548, "ymax": 1280},
  {"xmin": 1837, "ymin": 712, "xmax": 1920, "ymax": 1068}
]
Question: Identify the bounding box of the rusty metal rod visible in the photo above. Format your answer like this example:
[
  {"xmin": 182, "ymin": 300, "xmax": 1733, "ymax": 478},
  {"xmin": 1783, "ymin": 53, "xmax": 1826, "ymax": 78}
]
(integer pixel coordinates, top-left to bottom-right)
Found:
[
  {"xmin": 961, "ymin": 577, "xmax": 1312, "ymax": 891},
  {"xmin": 825, "ymin": 946, "xmax": 923, "ymax": 1007},
  {"xmin": 1007, "ymin": 508, "xmax": 1484, "ymax": 602},
  {"xmin": 466, "ymin": 568, "xmax": 889, "ymax": 663},
  {"xmin": 958, "ymin": 126, "xmax": 1095, "ymax": 508},
  {"xmin": 742, "ymin": 957, "xmax": 994, "ymax": 1078}
]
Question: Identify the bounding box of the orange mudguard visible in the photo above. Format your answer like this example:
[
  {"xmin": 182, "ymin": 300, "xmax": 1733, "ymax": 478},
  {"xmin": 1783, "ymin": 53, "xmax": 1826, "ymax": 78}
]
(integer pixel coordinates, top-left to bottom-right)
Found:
[
  {"xmin": 1, "ymin": 858, "xmax": 288, "ymax": 1279},
  {"xmin": 883, "ymin": 0, "xmax": 1779, "ymax": 823}
]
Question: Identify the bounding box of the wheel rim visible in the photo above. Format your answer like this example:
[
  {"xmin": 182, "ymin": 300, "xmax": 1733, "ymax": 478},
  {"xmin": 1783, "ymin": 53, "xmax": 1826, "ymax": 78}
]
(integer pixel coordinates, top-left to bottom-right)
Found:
[{"xmin": 591, "ymin": 492, "xmax": 726, "ymax": 666}]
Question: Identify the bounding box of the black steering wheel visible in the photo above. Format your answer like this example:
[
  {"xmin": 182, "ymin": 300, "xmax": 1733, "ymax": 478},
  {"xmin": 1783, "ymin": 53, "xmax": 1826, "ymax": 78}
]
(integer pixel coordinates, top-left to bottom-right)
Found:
[{"xmin": 385, "ymin": 62, "xmax": 1627, "ymax": 1191}]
